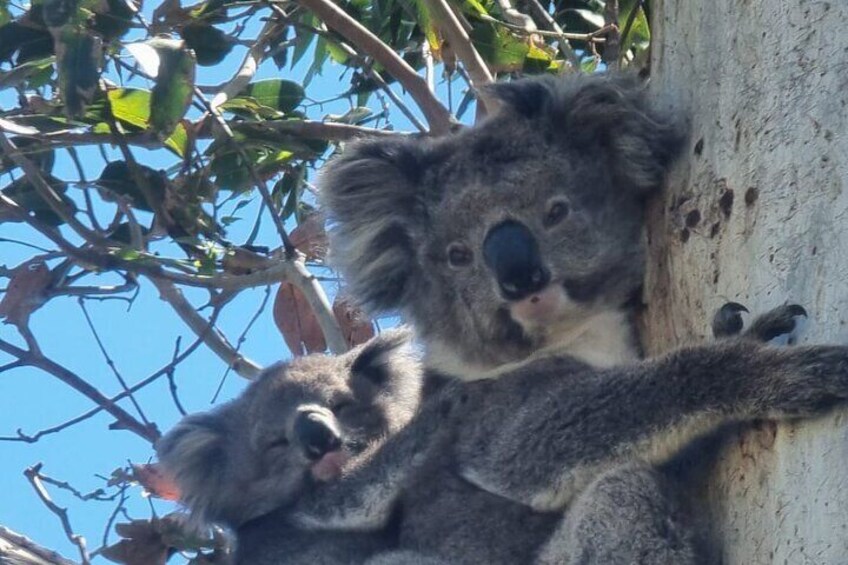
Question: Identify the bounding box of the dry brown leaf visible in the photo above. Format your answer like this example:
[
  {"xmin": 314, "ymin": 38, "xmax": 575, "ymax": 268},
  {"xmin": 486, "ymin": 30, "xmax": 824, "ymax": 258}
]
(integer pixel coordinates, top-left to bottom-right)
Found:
[
  {"xmin": 0, "ymin": 260, "xmax": 51, "ymax": 327},
  {"xmin": 132, "ymin": 463, "xmax": 181, "ymax": 501},
  {"xmin": 273, "ymin": 282, "xmax": 326, "ymax": 356},
  {"xmin": 101, "ymin": 520, "xmax": 169, "ymax": 565},
  {"xmin": 333, "ymin": 296, "xmax": 375, "ymax": 347},
  {"xmin": 289, "ymin": 214, "xmax": 328, "ymax": 261}
]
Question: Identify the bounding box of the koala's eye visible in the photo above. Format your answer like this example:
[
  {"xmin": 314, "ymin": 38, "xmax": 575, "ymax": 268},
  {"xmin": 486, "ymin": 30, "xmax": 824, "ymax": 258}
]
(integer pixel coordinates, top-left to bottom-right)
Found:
[
  {"xmin": 331, "ymin": 400, "xmax": 354, "ymax": 415},
  {"xmin": 267, "ymin": 436, "xmax": 290, "ymax": 449},
  {"xmin": 544, "ymin": 199, "xmax": 570, "ymax": 227},
  {"xmin": 447, "ymin": 242, "xmax": 473, "ymax": 268}
]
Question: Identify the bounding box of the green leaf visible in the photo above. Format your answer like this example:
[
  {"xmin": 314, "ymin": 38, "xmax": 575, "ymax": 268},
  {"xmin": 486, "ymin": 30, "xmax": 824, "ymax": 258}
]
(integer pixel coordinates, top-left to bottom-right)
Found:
[
  {"xmin": 470, "ymin": 22, "xmax": 527, "ymax": 72},
  {"xmin": 54, "ymin": 27, "xmax": 102, "ymax": 117},
  {"xmin": 619, "ymin": 0, "xmax": 650, "ymax": 56},
  {"xmin": 239, "ymin": 79, "xmax": 304, "ymax": 114},
  {"xmin": 0, "ymin": 56, "xmax": 54, "ymax": 90},
  {"xmin": 279, "ymin": 165, "xmax": 305, "ymax": 221},
  {"xmin": 0, "ymin": 2, "xmax": 10, "ymax": 26},
  {"xmin": 181, "ymin": 23, "xmax": 233, "ymax": 66},
  {"xmin": 164, "ymin": 121, "xmax": 189, "ymax": 158},
  {"xmin": 210, "ymin": 145, "xmax": 293, "ymax": 192},
  {"xmin": 107, "ymin": 88, "xmax": 151, "ymax": 129},
  {"xmin": 291, "ymin": 12, "xmax": 317, "ymax": 68},
  {"xmin": 304, "ymin": 37, "xmax": 329, "ymax": 87},
  {"xmin": 148, "ymin": 38, "xmax": 196, "ymax": 137}
]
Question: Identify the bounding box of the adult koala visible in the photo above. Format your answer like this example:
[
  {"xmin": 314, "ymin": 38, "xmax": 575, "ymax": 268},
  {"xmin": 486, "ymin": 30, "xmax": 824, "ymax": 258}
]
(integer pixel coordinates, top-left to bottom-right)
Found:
[
  {"xmin": 321, "ymin": 72, "xmax": 683, "ymax": 377},
  {"xmin": 156, "ymin": 330, "xmax": 425, "ymax": 564}
]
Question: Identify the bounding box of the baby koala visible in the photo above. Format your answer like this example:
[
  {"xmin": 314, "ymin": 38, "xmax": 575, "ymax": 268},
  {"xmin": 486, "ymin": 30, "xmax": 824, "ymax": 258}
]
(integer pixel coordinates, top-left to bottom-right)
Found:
[{"xmin": 155, "ymin": 329, "xmax": 422, "ymax": 564}]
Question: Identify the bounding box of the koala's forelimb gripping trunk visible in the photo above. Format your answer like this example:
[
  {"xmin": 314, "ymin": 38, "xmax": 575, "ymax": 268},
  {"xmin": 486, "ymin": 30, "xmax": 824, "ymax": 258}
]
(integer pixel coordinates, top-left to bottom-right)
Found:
[{"xmin": 459, "ymin": 341, "xmax": 848, "ymax": 511}]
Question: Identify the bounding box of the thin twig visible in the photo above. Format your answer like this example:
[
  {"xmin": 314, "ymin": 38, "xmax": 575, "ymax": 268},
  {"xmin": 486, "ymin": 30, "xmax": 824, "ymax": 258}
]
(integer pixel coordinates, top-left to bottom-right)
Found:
[
  {"xmin": 148, "ymin": 276, "xmax": 263, "ymax": 378},
  {"xmin": 165, "ymin": 337, "xmax": 187, "ymax": 415},
  {"xmin": 24, "ymin": 463, "xmax": 91, "ymax": 565},
  {"xmin": 293, "ymin": 0, "xmax": 453, "ymax": 134},
  {"xmin": 211, "ymin": 285, "xmax": 271, "ymax": 402},
  {"xmin": 524, "ymin": 0, "xmax": 581, "ymax": 68},
  {"xmin": 0, "ymin": 332, "xmax": 208, "ymax": 443},
  {"xmin": 0, "ymin": 339, "xmax": 160, "ymax": 443},
  {"xmin": 78, "ymin": 298, "xmax": 151, "ymax": 425}
]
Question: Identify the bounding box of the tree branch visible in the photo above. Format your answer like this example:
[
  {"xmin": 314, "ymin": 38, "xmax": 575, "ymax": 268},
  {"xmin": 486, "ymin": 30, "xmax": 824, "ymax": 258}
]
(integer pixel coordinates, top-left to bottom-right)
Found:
[
  {"xmin": 294, "ymin": 0, "xmax": 453, "ymax": 134},
  {"xmin": 147, "ymin": 276, "xmax": 263, "ymax": 379},
  {"xmin": 0, "ymin": 525, "xmax": 78, "ymax": 565},
  {"xmin": 23, "ymin": 464, "xmax": 91, "ymax": 565},
  {"xmin": 0, "ymin": 339, "xmax": 160, "ymax": 443},
  {"xmin": 424, "ymin": 0, "xmax": 493, "ymax": 97}
]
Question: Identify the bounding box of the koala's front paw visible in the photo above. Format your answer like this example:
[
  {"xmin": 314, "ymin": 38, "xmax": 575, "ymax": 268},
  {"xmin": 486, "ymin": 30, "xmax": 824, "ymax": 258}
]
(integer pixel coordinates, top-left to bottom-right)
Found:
[
  {"xmin": 746, "ymin": 304, "xmax": 807, "ymax": 344},
  {"xmin": 769, "ymin": 345, "xmax": 848, "ymax": 416},
  {"xmin": 713, "ymin": 302, "xmax": 808, "ymax": 344},
  {"xmin": 712, "ymin": 302, "xmax": 749, "ymax": 338}
]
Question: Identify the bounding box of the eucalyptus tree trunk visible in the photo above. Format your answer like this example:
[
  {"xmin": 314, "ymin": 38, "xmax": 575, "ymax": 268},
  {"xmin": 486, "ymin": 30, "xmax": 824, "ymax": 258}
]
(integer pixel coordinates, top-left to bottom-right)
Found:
[{"xmin": 643, "ymin": 1, "xmax": 848, "ymax": 562}]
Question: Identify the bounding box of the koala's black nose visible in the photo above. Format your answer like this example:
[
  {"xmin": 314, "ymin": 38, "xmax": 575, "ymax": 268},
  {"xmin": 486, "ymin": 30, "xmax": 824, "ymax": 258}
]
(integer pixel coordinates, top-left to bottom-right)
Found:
[
  {"xmin": 483, "ymin": 220, "xmax": 551, "ymax": 301},
  {"xmin": 294, "ymin": 411, "xmax": 342, "ymax": 460}
]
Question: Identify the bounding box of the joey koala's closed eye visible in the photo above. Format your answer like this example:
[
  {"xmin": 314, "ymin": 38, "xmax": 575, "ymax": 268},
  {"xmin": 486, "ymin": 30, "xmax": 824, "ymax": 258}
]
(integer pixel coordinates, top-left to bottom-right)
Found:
[
  {"xmin": 320, "ymin": 72, "xmax": 686, "ymax": 378},
  {"xmin": 155, "ymin": 328, "xmax": 423, "ymax": 532}
]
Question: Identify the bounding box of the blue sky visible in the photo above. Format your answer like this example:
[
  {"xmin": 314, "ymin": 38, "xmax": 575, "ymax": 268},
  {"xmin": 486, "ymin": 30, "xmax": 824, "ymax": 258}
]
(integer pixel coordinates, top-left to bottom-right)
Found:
[{"xmin": 0, "ymin": 6, "xmax": 470, "ymax": 561}]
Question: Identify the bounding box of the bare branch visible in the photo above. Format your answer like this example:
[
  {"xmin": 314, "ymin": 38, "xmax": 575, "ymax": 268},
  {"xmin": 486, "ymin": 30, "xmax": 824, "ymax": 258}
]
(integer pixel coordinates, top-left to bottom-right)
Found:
[
  {"xmin": 0, "ymin": 339, "xmax": 160, "ymax": 443},
  {"xmin": 0, "ymin": 525, "xmax": 78, "ymax": 565},
  {"xmin": 165, "ymin": 337, "xmax": 188, "ymax": 415},
  {"xmin": 1, "ymin": 332, "xmax": 208, "ymax": 443},
  {"xmin": 24, "ymin": 464, "xmax": 91, "ymax": 565},
  {"xmin": 424, "ymin": 0, "xmax": 493, "ymax": 99},
  {"xmin": 294, "ymin": 0, "xmax": 453, "ymax": 134},
  {"xmin": 148, "ymin": 276, "xmax": 264, "ymax": 379}
]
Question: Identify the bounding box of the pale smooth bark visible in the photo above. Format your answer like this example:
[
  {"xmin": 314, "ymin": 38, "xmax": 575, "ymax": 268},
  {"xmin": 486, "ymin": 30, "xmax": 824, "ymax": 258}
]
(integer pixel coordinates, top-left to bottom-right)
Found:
[{"xmin": 646, "ymin": 1, "xmax": 848, "ymax": 563}]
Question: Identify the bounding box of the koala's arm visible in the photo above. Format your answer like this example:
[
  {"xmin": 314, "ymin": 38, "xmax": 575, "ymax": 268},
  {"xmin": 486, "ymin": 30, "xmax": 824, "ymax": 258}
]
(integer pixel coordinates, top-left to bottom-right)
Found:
[
  {"xmin": 459, "ymin": 340, "xmax": 848, "ymax": 511},
  {"xmin": 291, "ymin": 390, "xmax": 456, "ymax": 531}
]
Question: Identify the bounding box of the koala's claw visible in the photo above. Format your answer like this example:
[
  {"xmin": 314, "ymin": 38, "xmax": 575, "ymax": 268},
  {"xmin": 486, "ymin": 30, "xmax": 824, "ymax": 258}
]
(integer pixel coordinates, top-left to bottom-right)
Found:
[
  {"xmin": 746, "ymin": 304, "xmax": 808, "ymax": 344},
  {"xmin": 712, "ymin": 302, "xmax": 749, "ymax": 338}
]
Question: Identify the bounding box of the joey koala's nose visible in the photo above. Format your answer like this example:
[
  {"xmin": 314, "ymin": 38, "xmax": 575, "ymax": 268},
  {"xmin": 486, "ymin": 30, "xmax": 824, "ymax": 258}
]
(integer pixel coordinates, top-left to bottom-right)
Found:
[
  {"xmin": 294, "ymin": 411, "xmax": 342, "ymax": 460},
  {"xmin": 483, "ymin": 220, "xmax": 551, "ymax": 301}
]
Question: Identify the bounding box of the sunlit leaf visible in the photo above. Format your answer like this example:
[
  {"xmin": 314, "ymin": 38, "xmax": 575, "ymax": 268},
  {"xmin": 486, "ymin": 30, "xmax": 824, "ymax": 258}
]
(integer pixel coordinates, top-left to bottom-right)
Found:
[
  {"xmin": 240, "ymin": 79, "xmax": 304, "ymax": 114},
  {"xmin": 148, "ymin": 38, "xmax": 196, "ymax": 136},
  {"xmin": 470, "ymin": 22, "xmax": 527, "ymax": 72}
]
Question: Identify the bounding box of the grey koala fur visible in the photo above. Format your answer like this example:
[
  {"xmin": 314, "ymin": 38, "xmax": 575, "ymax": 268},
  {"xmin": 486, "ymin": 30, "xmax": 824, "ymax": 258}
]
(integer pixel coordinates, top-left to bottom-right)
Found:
[
  {"xmin": 155, "ymin": 329, "xmax": 424, "ymax": 564},
  {"xmin": 320, "ymin": 72, "xmax": 684, "ymax": 377},
  {"xmin": 293, "ymin": 326, "xmax": 848, "ymax": 565}
]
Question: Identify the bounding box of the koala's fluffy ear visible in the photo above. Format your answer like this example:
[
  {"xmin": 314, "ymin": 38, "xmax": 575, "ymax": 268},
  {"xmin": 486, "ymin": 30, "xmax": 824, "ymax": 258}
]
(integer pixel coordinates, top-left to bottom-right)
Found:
[
  {"xmin": 320, "ymin": 139, "xmax": 428, "ymax": 314},
  {"xmin": 351, "ymin": 327, "xmax": 417, "ymax": 385},
  {"xmin": 486, "ymin": 73, "xmax": 686, "ymax": 194},
  {"xmin": 155, "ymin": 408, "xmax": 234, "ymax": 525}
]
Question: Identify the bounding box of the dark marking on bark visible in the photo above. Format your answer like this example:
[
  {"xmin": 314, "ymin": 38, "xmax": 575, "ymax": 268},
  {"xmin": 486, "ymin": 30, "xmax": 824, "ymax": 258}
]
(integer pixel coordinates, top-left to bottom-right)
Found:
[
  {"xmin": 685, "ymin": 209, "xmax": 701, "ymax": 228},
  {"xmin": 744, "ymin": 187, "xmax": 759, "ymax": 206},
  {"xmin": 694, "ymin": 138, "xmax": 704, "ymax": 156},
  {"xmin": 709, "ymin": 222, "xmax": 721, "ymax": 238},
  {"xmin": 719, "ymin": 189, "xmax": 735, "ymax": 218},
  {"xmin": 680, "ymin": 228, "xmax": 690, "ymax": 243}
]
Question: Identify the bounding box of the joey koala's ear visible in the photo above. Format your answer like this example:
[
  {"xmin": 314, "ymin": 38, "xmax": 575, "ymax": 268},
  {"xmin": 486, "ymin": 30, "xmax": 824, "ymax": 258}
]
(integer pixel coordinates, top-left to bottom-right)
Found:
[
  {"xmin": 486, "ymin": 74, "xmax": 686, "ymax": 194},
  {"xmin": 319, "ymin": 138, "xmax": 428, "ymax": 314},
  {"xmin": 155, "ymin": 410, "xmax": 232, "ymax": 525},
  {"xmin": 350, "ymin": 327, "xmax": 418, "ymax": 386}
]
